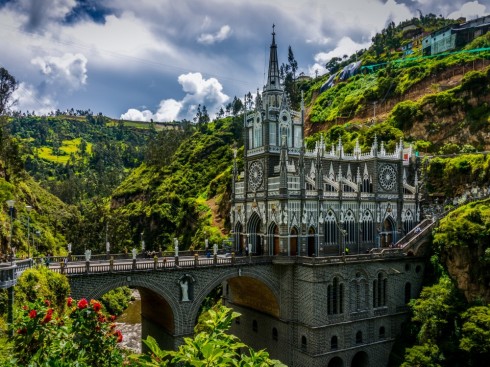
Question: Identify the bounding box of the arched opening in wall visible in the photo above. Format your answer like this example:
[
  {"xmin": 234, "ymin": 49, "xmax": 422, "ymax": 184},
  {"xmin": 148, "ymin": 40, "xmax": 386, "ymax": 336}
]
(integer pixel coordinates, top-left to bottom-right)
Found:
[
  {"xmin": 405, "ymin": 282, "xmax": 412, "ymax": 304},
  {"xmin": 290, "ymin": 227, "xmax": 298, "ymax": 256},
  {"xmin": 272, "ymin": 327, "xmax": 278, "ymax": 341},
  {"xmin": 351, "ymin": 351, "xmax": 369, "ymax": 367},
  {"xmin": 328, "ymin": 356, "xmax": 344, "ymax": 367},
  {"xmin": 379, "ymin": 326, "xmax": 386, "ymax": 339},
  {"xmin": 381, "ymin": 215, "xmax": 395, "ymax": 248},
  {"xmin": 248, "ymin": 212, "xmax": 262, "ymax": 255},
  {"xmin": 355, "ymin": 331, "xmax": 363, "ymax": 344},
  {"xmin": 330, "ymin": 335, "xmax": 338, "ymax": 350},
  {"xmin": 269, "ymin": 222, "xmax": 280, "ymax": 256},
  {"xmin": 301, "ymin": 335, "xmax": 307, "ymax": 351},
  {"xmin": 308, "ymin": 226, "xmax": 316, "ymax": 256},
  {"xmin": 234, "ymin": 222, "xmax": 244, "ymax": 254}
]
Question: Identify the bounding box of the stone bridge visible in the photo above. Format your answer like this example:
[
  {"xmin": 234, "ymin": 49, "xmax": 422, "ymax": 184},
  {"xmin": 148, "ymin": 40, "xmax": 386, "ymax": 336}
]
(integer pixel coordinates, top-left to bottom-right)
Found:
[{"xmin": 62, "ymin": 256, "xmax": 279, "ymax": 349}]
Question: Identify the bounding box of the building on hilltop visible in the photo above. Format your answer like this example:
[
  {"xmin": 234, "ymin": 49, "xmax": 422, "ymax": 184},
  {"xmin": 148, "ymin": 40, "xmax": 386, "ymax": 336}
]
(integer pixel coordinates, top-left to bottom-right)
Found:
[{"xmin": 225, "ymin": 27, "xmax": 425, "ymax": 367}]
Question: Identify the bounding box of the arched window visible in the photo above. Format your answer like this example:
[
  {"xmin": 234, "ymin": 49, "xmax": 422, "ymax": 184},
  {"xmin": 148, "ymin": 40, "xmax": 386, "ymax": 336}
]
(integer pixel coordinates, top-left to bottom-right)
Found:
[
  {"xmin": 360, "ymin": 210, "xmax": 374, "ymax": 243},
  {"xmin": 324, "ymin": 211, "xmax": 338, "ymax": 245},
  {"xmin": 379, "ymin": 326, "xmax": 386, "ymax": 339},
  {"xmin": 331, "ymin": 335, "xmax": 338, "ymax": 350},
  {"xmin": 272, "ymin": 327, "xmax": 278, "ymax": 341},
  {"xmin": 403, "ymin": 210, "xmax": 414, "ymax": 234},
  {"xmin": 356, "ymin": 331, "xmax": 363, "ymax": 344},
  {"xmin": 344, "ymin": 210, "xmax": 356, "ymax": 246},
  {"xmin": 301, "ymin": 335, "xmax": 307, "ymax": 351},
  {"xmin": 328, "ymin": 277, "xmax": 344, "ymax": 315},
  {"xmin": 405, "ymin": 282, "xmax": 412, "ymax": 304},
  {"xmin": 373, "ymin": 273, "xmax": 387, "ymax": 307},
  {"xmin": 252, "ymin": 320, "xmax": 258, "ymax": 332}
]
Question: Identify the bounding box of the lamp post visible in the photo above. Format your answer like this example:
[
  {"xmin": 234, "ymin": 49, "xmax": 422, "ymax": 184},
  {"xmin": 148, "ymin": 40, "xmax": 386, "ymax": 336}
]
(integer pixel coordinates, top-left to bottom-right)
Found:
[
  {"xmin": 26, "ymin": 205, "xmax": 32, "ymax": 258},
  {"xmin": 6, "ymin": 200, "xmax": 15, "ymax": 263}
]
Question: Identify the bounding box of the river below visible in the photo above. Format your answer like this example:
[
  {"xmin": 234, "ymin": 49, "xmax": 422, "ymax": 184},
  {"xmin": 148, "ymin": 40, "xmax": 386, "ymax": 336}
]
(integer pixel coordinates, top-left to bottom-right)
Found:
[{"xmin": 116, "ymin": 290, "xmax": 142, "ymax": 353}]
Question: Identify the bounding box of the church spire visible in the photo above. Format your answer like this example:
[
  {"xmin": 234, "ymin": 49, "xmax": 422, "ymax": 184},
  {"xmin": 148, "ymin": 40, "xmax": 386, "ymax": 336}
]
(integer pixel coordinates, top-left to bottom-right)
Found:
[{"xmin": 266, "ymin": 24, "xmax": 281, "ymax": 92}]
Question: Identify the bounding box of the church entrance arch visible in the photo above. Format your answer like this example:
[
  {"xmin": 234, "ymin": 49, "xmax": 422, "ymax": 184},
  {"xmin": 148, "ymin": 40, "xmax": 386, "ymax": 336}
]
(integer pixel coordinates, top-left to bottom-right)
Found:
[
  {"xmin": 327, "ymin": 356, "xmax": 344, "ymax": 367},
  {"xmin": 351, "ymin": 351, "xmax": 369, "ymax": 367},
  {"xmin": 290, "ymin": 227, "xmax": 298, "ymax": 256},
  {"xmin": 248, "ymin": 212, "xmax": 262, "ymax": 255},
  {"xmin": 308, "ymin": 227, "xmax": 316, "ymax": 256},
  {"xmin": 269, "ymin": 223, "xmax": 280, "ymax": 255},
  {"xmin": 381, "ymin": 216, "xmax": 395, "ymax": 248}
]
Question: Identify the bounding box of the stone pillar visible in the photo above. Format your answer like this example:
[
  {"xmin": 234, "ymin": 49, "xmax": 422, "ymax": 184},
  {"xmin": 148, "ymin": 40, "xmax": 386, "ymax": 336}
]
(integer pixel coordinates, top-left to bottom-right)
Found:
[
  {"xmin": 154, "ymin": 257, "xmax": 158, "ymax": 270},
  {"xmin": 109, "ymin": 257, "xmax": 114, "ymax": 272},
  {"xmin": 194, "ymin": 253, "xmax": 199, "ymax": 267},
  {"xmin": 85, "ymin": 261, "xmax": 90, "ymax": 274}
]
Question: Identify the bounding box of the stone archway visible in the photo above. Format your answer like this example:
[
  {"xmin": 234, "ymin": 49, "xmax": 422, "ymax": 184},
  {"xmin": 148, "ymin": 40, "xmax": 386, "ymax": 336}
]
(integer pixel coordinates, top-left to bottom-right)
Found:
[
  {"xmin": 351, "ymin": 351, "xmax": 369, "ymax": 367},
  {"xmin": 381, "ymin": 216, "xmax": 395, "ymax": 248},
  {"xmin": 290, "ymin": 227, "xmax": 298, "ymax": 256},
  {"xmin": 308, "ymin": 226, "xmax": 316, "ymax": 256}
]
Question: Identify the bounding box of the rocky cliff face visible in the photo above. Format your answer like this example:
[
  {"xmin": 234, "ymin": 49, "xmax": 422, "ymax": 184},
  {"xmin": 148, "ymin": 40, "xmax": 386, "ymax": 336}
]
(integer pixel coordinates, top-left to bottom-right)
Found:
[{"xmin": 442, "ymin": 244, "xmax": 490, "ymax": 303}]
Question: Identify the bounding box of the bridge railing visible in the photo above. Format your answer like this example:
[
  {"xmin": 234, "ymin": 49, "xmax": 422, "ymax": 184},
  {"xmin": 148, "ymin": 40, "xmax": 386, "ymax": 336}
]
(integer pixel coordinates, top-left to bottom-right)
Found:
[
  {"xmin": 51, "ymin": 254, "xmax": 277, "ymax": 276},
  {"xmin": 0, "ymin": 263, "xmax": 17, "ymax": 288}
]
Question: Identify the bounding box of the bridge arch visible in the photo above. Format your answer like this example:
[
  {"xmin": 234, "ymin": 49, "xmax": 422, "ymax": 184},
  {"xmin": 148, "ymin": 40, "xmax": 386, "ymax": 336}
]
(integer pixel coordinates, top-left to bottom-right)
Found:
[{"xmin": 188, "ymin": 266, "xmax": 281, "ymax": 322}]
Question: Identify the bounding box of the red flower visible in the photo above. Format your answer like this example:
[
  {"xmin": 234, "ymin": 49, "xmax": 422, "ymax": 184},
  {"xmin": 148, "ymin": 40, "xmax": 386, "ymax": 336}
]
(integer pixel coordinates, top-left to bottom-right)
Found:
[
  {"xmin": 29, "ymin": 309, "xmax": 37, "ymax": 319},
  {"xmin": 17, "ymin": 328, "xmax": 27, "ymax": 335},
  {"xmin": 77, "ymin": 298, "xmax": 88, "ymax": 309},
  {"xmin": 90, "ymin": 299, "xmax": 102, "ymax": 312},
  {"xmin": 110, "ymin": 315, "xmax": 116, "ymax": 321},
  {"xmin": 98, "ymin": 314, "xmax": 106, "ymax": 323},
  {"xmin": 44, "ymin": 299, "xmax": 51, "ymax": 306},
  {"xmin": 22, "ymin": 305, "xmax": 28, "ymax": 310},
  {"xmin": 114, "ymin": 330, "xmax": 123, "ymax": 343},
  {"xmin": 66, "ymin": 297, "xmax": 73, "ymax": 307},
  {"xmin": 43, "ymin": 309, "xmax": 53, "ymax": 323}
]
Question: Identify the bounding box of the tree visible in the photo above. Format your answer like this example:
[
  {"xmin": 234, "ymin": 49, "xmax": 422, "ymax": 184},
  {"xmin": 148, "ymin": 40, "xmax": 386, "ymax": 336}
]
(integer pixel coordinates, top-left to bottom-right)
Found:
[
  {"xmin": 459, "ymin": 305, "xmax": 490, "ymax": 364},
  {"xmin": 325, "ymin": 57, "xmax": 342, "ymax": 74},
  {"xmin": 0, "ymin": 67, "xmax": 17, "ymax": 115}
]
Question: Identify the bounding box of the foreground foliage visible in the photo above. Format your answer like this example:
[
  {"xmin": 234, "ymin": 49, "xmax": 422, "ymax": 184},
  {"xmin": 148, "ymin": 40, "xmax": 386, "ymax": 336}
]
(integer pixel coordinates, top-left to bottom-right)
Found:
[
  {"xmin": 132, "ymin": 303, "xmax": 286, "ymax": 367},
  {"xmin": 7, "ymin": 297, "xmax": 123, "ymax": 366}
]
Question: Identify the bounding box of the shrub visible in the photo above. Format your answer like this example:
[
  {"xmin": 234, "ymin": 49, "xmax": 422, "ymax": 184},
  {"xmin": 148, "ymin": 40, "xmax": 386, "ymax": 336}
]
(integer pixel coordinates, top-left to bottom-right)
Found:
[
  {"xmin": 8, "ymin": 297, "xmax": 123, "ymax": 366},
  {"xmin": 100, "ymin": 286, "xmax": 133, "ymax": 316}
]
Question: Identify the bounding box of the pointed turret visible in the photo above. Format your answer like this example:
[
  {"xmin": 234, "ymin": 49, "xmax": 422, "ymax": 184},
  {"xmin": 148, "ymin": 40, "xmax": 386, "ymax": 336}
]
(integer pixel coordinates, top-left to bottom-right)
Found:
[{"xmin": 265, "ymin": 25, "xmax": 281, "ymax": 92}]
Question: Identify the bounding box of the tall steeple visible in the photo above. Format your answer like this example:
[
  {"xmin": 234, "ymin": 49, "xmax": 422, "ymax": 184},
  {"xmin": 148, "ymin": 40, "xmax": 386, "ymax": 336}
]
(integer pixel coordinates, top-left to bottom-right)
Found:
[{"xmin": 265, "ymin": 24, "xmax": 281, "ymax": 92}]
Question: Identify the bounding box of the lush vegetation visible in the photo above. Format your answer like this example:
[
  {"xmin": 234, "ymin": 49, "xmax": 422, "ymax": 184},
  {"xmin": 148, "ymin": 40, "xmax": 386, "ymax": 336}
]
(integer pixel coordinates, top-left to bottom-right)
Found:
[
  {"xmin": 132, "ymin": 302, "xmax": 285, "ymax": 367},
  {"xmin": 101, "ymin": 286, "xmax": 134, "ymax": 316}
]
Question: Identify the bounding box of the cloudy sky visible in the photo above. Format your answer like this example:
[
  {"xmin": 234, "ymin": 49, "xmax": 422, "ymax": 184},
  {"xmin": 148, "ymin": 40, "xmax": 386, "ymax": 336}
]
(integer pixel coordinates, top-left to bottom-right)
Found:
[{"xmin": 0, "ymin": 0, "xmax": 487, "ymax": 121}]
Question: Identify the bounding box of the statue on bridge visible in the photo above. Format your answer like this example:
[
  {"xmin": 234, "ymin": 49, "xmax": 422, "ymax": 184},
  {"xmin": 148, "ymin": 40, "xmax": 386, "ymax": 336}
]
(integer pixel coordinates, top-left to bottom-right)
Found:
[
  {"xmin": 180, "ymin": 278, "xmax": 189, "ymax": 302},
  {"xmin": 84, "ymin": 249, "xmax": 91, "ymax": 262},
  {"xmin": 174, "ymin": 238, "xmax": 179, "ymax": 257},
  {"xmin": 132, "ymin": 248, "xmax": 137, "ymax": 260}
]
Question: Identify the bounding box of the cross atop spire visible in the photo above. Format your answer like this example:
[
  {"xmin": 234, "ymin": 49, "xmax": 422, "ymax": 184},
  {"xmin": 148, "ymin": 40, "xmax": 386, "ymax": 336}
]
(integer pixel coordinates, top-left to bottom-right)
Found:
[{"xmin": 265, "ymin": 24, "xmax": 281, "ymax": 92}]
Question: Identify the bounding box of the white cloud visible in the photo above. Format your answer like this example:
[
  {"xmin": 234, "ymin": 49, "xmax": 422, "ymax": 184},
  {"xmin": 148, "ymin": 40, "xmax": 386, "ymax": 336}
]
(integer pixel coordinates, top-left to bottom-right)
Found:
[
  {"xmin": 197, "ymin": 25, "xmax": 232, "ymax": 45},
  {"xmin": 31, "ymin": 53, "xmax": 88, "ymax": 90},
  {"xmin": 447, "ymin": 1, "xmax": 487, "ymax": 20},
  {"xmin": 120, "ymin": 108, "xmax": 154, "ymax": 122},
  {"xmin": 11, "ymin": 82, "xmax": 56, "ymax": 115},
  {"xmin": 120, "ymin": 72, "xmax": 229, "ymax": 122}
]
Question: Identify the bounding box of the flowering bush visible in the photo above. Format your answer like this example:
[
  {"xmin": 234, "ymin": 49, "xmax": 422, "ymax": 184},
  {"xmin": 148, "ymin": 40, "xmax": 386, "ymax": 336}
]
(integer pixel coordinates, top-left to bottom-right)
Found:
[{"xmin": 8, "ymin": 297, "xmax": 124, "ymax": 366}]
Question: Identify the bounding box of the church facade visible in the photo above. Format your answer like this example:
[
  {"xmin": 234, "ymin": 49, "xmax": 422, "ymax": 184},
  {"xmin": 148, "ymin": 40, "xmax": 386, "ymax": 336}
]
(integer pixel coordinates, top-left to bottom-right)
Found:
[
  {"xmin": 230, "ymin": 30, "xmax": 420, "ymax": 258},
  {"xmin": 225, "ymin": 29, "xmax": 425, "ymax": 367}
]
